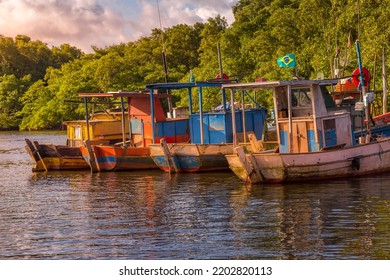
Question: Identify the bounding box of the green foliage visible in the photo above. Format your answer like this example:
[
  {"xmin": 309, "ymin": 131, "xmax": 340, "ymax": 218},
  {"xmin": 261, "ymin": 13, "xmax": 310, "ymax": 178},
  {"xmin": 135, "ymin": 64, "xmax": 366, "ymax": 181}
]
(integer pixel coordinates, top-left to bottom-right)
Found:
[
  {"xmin": 0, "ymin": 74, "xmax": 31, "ymax": 129},
  {"xmin": 19, "ymin": 80, "xmax": 56, "ymax": 130},
  {"xmin": 1, "ymin": 0, "xmax": 390, "ymax": 130}
]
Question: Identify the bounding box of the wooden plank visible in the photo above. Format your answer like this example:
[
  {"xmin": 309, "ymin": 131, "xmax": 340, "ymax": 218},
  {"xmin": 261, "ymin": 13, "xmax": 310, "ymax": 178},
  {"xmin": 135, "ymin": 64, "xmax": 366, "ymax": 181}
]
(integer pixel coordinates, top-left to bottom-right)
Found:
[
  {"xmin": 292, "ymin": 123, "xmax": 299, "ymax": 153},
  {"xmin": 292, "ymin": 122, "xmax": 309, "ymax": 153},
  {"xmin": 248, "ymin": 133, "xmax": 263, "ymax": 152},
  {"xmin": 235, "ymin": 146, "xmax": 254, "ymax": 183},
  {"xmin": 25, "ymin": 139, "xmax": 48, "ymax": 172},
  {"xmin": 31, "ymin": 141, "xmax": 48, "ymax": 172},
  {"xmin": 298, "ymin": 122, "xmax": 309, "ymax": 152},
  {"xmin": 25, "ymin": 139, "xmax": 40, "ymax": 162},
  {"xmin": 160, "ymin": 138, "xmax": 179, "ymax": 173},
  {"xmin": 84, "ymin": 139, "xmax": 99, "ymax": 173},
  {"xmin": 335, "ymin": 115, "xmax": 353, "ymax": 147},
  {"xmin": 248, "ymin": 154, "xmax": 263, "ymax": 182}
]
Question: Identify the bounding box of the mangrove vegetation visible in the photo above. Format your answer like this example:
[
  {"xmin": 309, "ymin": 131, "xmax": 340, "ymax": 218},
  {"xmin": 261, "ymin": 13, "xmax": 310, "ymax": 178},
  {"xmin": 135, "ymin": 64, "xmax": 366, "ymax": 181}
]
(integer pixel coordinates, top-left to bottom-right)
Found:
[{"xmin": 1, "ymin": 0, "xmax": 389, "ymax": 130}]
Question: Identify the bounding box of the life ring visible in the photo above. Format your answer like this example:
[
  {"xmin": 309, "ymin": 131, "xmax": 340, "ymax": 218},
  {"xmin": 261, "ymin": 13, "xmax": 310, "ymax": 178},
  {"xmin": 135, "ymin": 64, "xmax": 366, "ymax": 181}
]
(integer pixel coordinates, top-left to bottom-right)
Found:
[
  {"xmin": 216, "ymin": 73, "xmax": 229, "ymax": 80},
  {"xmin": 351, "ymin": 67, "xmax": 371, "ymax": 86}
]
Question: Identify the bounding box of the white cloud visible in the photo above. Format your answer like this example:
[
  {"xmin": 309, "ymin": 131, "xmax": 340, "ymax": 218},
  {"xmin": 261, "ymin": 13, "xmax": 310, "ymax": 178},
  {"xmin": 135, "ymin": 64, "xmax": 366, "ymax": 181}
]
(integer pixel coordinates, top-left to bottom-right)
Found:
[{"xmin": 0, "ymin": 0, "xmax": 238, "ymax": 53}]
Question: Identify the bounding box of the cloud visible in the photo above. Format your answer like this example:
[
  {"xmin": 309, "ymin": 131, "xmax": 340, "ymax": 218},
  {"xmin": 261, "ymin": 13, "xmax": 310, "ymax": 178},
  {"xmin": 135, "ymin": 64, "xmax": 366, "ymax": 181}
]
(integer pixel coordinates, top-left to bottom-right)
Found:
[
  {"xmin": 140, "ymin": 0, "xmax": 237, "ymax": 29},
  {"xmin": 0, "ymin": 0, "xmax": 128, "ymax": 52},
  {"xmin": 0, "ymin": 0, "xmax": 238, "ymax": 53}
]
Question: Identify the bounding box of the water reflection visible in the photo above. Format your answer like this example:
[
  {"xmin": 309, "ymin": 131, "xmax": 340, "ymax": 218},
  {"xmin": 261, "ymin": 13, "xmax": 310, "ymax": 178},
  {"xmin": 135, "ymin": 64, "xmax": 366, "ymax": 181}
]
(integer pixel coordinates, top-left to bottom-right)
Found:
[
  {"xmin": 234, "ymin": 179, "xmax": 390, "ymax": 259},
  {"xmin": 1, "ymin": 131, "xmax": 390, "ymax": 259}
]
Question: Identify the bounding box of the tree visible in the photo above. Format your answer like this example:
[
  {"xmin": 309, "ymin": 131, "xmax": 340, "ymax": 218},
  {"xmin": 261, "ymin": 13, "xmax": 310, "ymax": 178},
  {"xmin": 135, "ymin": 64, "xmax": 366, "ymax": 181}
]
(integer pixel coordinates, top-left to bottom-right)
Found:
[
  {"xmin": 0, "ymin": 74, "xmax": 31, "ymax": 129},
  {"xmin": 51, "ymin": 43, "xmax": 83, "ymax": 67},
  {"xmin": 2, "ymin": 1, "xmax": 390, "ymax": 130}
]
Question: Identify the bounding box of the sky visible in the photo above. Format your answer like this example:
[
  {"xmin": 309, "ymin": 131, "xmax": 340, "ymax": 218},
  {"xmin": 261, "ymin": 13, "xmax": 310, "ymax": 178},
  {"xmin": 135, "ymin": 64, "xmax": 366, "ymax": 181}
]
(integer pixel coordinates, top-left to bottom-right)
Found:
[{"xmin": 0, "ymin": 0, "xmax": 238, "ymax": 53}]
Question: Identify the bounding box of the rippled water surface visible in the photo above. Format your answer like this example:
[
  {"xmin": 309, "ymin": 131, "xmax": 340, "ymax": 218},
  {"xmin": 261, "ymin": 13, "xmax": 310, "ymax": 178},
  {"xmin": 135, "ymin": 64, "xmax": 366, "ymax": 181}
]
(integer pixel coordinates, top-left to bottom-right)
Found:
[{"xmin": 1, "ymin": 131, "xmax": 390, "ymax": 259}]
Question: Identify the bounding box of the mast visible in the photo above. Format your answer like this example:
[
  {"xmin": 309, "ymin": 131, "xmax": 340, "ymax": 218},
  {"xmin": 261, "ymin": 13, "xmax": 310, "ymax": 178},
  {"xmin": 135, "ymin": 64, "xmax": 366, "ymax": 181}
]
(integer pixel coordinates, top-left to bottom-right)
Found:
[
  {"xmin": 230, "ymin": 89, "xmax": 237, "ymax": 148},
  {"xmin": 120, "ymin": 96, "xmax": 126, "ymax": 145},
  {"xmin": 355, "ymin": 40, "xmax": 370, "ymax": 132},
  {"xmin": 383, "ymin": 47, "xmax": 388, "ymax": 114},
  {"xmin": 156, "ymin": 0, "xmax": 173, "ymax": 116},
  {"xmin": 217, "ymin": 43, "xmax": 227, "ymax": 110}
]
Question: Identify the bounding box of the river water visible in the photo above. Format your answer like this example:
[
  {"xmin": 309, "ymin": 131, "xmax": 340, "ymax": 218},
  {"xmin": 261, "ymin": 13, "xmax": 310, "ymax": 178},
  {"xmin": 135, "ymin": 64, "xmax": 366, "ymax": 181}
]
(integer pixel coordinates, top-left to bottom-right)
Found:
[{"xmin": 1, "ymin": 131, "xmax": 390, "ymax": 260}]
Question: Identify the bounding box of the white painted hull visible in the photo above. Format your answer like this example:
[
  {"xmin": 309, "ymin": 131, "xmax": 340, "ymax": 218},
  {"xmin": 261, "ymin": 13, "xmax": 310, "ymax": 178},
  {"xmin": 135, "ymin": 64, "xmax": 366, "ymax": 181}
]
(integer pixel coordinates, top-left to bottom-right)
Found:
[{"xmin": 226, "ymin": 138, "xmax": 390, "ymax": 183}]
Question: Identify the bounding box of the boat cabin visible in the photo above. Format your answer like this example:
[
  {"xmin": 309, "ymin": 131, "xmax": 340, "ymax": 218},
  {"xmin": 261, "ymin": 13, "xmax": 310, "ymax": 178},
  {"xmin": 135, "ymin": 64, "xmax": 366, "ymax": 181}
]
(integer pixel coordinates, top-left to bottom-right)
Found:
[
  {"xmin": 78, "ymin": 91, "xmax": 190, "ymax": 148},
  {"xmin": 223, "ymin": 79, "xmax": 355, "ymax": 153},
  {"xmin": 64, "ymin": 113, "xmax": 129, "ymax": 147},
  {"xmin": 145, "ymin": 82, "xmax": 268, "ymax": 145}
]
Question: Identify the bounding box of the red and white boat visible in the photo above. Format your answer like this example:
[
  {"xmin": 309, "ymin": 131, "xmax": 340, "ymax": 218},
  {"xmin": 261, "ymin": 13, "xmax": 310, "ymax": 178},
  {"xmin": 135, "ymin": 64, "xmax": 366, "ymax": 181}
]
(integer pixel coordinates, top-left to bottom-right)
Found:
[{"xmin": 79, "ymin": 91, "xmax": 189, "ymax": 172}]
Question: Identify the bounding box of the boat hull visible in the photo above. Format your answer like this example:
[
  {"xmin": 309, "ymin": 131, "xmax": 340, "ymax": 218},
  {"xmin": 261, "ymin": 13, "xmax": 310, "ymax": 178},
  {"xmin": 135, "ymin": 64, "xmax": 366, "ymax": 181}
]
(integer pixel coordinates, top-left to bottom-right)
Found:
[
  {"xmin": 149, "ymin": 143, "xmax": 233, "ymax": 173},
  {"xmin": 25, "ymin": 139, "xmax": 89, "ymax": 172},
  {"xmin": 227, "ymin": 138, "xmax": 390, "ymax": 183},
  {"xmin": 80, "ymin": 145, "xmax": 157, "ymax": 172}
]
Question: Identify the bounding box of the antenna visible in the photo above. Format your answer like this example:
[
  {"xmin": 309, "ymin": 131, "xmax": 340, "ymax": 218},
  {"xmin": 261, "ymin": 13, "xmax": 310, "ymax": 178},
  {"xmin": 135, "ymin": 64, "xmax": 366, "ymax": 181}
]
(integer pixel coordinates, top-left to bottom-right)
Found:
[
  {"xmin": 156, "ymin": 0, "xmax": 168, "ymax": 83},
  {"xmin": 357, "ymin": 0, "xmax": 361, "ymax": 40},
  {"xmin": 156, "ymin": 0, "xmax": 172, "ymax": 115},
  {"xmin": 156, "ymin": 0, "xmax": 165, "ymax": 51}
]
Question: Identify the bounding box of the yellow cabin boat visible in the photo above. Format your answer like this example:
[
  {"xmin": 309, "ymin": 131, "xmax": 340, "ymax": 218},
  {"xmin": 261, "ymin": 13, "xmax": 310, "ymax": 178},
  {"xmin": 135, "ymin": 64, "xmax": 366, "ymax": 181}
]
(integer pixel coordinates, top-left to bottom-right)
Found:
[{"xmin": 25, "ymin": 111, "xmax": 128, "ymax": 172}]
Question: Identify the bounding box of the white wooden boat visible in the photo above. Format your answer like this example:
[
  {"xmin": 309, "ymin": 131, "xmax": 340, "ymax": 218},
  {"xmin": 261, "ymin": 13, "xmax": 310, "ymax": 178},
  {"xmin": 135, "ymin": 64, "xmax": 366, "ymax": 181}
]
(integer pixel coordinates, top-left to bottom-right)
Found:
[{"xmin": 222, "ymin": 79, "xmax": 390, "ymax": 183}]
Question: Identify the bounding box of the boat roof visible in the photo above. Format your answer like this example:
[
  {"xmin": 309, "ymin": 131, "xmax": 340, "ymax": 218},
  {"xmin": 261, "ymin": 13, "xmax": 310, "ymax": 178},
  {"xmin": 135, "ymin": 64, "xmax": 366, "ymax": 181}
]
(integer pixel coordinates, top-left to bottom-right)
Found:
[
  {"xmin": 78, "ymin": 90, "xmax": 170, "ymax": 98},
  {"xmin": 63, "ymin": 118, "xmax": 120, "ymax": 125},
  {"xmin": 221, "ymin": 79, "xmax": 339, "ymax": 90},
  {"xmin": 145, "ymin": 81, "xmax": 230, "ymax": 90}
]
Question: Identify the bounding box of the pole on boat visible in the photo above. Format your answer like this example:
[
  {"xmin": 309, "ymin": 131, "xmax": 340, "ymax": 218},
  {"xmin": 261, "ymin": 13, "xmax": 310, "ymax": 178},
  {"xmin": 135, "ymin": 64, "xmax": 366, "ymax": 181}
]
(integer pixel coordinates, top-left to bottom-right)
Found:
[
  {"xmin": 120, "ymin": 95, "xmax": 126, "ymax": 146},
  {"xmin": 150, "ymin": 89, "xmax": 156, "ymax": 144},
  {"xmin": 162, "ymin": 51, "xmax": 173, "ymax": 116},
  {"xmin": 83, "ymin": 97, "xmax": 90, "ymax": 140},
  {"xmin": 83, "ymin": 96, "xmax": 99, "ymax": 172},
  {"xmin": 230, "ymin": 89, "xmax": 237, "ymax": 148},
  {"xmin": 287, "ymin": 84, "xmax": 293, "ymax": 153},
  {"xmin": 383, "ymin": 47, "xmax": 388, "ymax": 114},
  {"xmin": 217, "ymin": 43, "xmax": 228, "ymax": 110},
  {"xmin": 355, "ymin": 40, "xmax": 370, "ymax": 132},
  {"xmin": 217, "ymin": 43, "xmax": 223, "ymax": 83},
  {"xmin": 156, "ymin": 0, "xmax": 172, "ymax": 117},
  {"xmin": 241, "ymin": 90, "xmax": 247, "ymax": 144},
  {"xmin": 222, "ymin": 89, "xmax": 227, "ymax": 111},
  {"xmin": 199, "ymin": 86, "xmax": 204, "ymax": 144},
  {"xmin": 188, "ymin": 87, "xmax": 193, "ymax": 114}
]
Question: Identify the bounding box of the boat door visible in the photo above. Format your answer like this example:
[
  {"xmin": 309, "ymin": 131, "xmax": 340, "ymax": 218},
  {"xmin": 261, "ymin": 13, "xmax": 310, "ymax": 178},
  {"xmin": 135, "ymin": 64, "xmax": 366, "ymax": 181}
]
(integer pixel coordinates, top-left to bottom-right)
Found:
[
  {"xmin": 277, "ymin": 86, "xmax": 316, "ymax": 153},
  {"xmin": 129, "ymin": 118, "xmax": 145, "ymax": 147}
]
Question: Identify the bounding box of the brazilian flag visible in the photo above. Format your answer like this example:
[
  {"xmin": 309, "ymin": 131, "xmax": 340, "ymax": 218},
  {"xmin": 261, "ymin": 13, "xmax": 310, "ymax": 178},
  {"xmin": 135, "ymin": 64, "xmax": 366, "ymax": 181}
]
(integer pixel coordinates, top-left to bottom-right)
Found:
[{"xmin": 277, "ymin": 54, "xmax": 296, "ymax": 68}]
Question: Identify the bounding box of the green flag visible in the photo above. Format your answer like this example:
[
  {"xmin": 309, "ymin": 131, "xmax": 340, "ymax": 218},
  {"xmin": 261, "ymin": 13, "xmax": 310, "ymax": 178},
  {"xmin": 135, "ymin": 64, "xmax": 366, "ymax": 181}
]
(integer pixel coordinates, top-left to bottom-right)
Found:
[{"xmin": 277, "ymin": 54, "xmax": 296, "ymax": 68}]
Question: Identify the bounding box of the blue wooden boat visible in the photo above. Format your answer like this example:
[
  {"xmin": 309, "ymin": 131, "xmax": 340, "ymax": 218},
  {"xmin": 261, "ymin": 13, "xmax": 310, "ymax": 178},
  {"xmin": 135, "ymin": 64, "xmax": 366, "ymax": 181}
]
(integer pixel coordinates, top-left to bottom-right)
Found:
[{"xmin": 145, "ymin": 81, "xmax": 268, "ymax": 173}]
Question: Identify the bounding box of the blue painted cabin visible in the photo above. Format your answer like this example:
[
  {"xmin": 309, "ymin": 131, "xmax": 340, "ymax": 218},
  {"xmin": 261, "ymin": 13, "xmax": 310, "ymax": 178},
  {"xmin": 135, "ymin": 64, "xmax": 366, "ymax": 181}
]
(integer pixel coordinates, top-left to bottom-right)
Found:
[
  {"xmin": 145, "ymin": 82, "xmax": 267, "ymax": 145},
  {"xmin": 189, "ymin": 109, "xmax": 267, "ymax": 144}
]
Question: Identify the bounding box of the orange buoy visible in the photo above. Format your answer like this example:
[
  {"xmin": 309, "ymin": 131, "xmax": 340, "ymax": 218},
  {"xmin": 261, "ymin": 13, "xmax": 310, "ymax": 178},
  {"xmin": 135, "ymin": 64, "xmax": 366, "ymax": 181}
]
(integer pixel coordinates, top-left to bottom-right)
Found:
[
  {"xmin": 351, "ymin": 67, "xmax": 371, "ymax": 86},
  {"xmin": 216, "ymin": 73, "xmax": 229, "ymax": 80}
]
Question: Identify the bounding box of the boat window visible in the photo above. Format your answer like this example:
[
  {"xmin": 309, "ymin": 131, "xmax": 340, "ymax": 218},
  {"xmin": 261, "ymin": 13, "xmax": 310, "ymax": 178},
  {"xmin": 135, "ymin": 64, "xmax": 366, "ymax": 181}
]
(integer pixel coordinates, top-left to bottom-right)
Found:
[
  {"xmin": 74, "ymin": 126, "xmax": 82, "ymax": 139},
  {"xmin": 292, "ymin": 88, "xmax": 312, "ymax": 107},
  {"xmin": 320, "ymin": 85, "xmax": 336, "ymax": 108}
]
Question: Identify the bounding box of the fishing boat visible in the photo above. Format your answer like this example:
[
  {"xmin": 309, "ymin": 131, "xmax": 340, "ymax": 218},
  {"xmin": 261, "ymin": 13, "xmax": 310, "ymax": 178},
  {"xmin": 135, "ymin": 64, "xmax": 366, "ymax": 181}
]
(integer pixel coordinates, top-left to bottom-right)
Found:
[
  {"xmin": 145, "ymin": 81, "xmax": 268, "ymax": 173},
  {"xmin": 25, "ymin": 111, "xmax": 129, "ymax": 172},
  {"xmin": 330, "ymin": 71, "xmax": 390, "ymax": 141},
  {"xmin": 222, "ymin": 76, "xmax": 390, "ymax": 183},
  {"xmin": 79, "ymin": 91, "xmax": 190, "ymax": 172}
]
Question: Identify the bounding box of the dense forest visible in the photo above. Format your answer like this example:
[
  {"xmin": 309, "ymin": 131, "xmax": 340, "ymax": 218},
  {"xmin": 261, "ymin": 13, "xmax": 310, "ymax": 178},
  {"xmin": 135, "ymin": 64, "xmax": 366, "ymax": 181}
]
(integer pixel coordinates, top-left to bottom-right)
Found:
[{"xmin": 1, "ymin": 0, "xmax": 389, "ymax": 131}]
